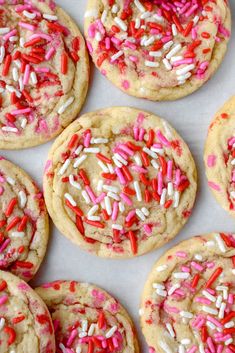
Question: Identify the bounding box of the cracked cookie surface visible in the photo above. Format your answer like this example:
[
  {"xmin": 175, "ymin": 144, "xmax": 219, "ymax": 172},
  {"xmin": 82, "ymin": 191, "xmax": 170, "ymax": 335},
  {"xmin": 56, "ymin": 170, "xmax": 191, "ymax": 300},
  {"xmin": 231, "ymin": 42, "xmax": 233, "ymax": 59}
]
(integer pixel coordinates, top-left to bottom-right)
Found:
[
  {"xmin": 140, "ymin": 233, "xmax": 235, "ymax": 353},
  {"xmin": 0, "ymin": 0, "xmax": 89, "ymax": 149},
  {"xmin": 84, "ymin": 0, "xmax": 230, "ymax": 101},
  {"xmin": 36, "ymin": 280, "xmax": 139, "ymax": 353},
  {"xmin": 43, "ymin": 107, "xmax": 197, "ymax": 258},
  {"xmin": 0, "ymin": 157, "xmax": 49, "ymax": 281},
  {"xmin": 0, "ymin": 270, "xmax": 55, "ymax": 353}
]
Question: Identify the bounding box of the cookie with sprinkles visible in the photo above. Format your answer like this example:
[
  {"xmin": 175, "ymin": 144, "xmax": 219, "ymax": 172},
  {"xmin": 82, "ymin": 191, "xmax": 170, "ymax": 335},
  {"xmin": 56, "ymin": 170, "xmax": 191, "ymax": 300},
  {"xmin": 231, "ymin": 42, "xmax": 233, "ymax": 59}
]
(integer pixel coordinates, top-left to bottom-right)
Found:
[
  {"xmin": 84, "ymin": 0, "xmax": 231, "ymax": 101},
  {"xmin": 43, "ymin": 107, "xmax": 197, "ymax": 258},
  {"xmin": 0, "ymin": 0, "xmax": 89, "ymax": 149},
  {"xmin": 0, "ymin": 157, "xmax": 49, "ymax": 281},
  {"xmin": 204, "ymin": 96, "xmax": 235, "ymax": 218},
  {"xmin": 140, "ymin": 232, "xmax": 235, "ymax": 353},
  {"xmin": 36, "ymin": 280, "xmax": 139, "ymax": 353},
  {"xmin": 0, "ymin": 270, "xmax": 55, "ymax": 352}
]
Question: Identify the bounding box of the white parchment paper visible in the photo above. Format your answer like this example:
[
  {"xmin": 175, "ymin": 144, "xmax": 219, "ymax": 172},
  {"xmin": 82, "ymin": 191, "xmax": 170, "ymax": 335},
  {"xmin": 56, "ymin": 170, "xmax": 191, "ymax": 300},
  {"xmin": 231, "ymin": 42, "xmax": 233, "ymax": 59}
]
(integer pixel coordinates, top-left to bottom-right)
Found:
[{"xmin": 1, "ymin": 1, "xmax": 235, "ymax": 351}]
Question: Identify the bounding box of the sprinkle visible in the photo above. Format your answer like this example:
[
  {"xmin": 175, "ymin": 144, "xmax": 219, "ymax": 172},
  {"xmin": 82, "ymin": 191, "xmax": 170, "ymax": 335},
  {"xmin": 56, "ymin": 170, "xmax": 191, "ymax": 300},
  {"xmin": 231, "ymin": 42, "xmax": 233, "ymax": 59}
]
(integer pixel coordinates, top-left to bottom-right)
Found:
[
  {"xmin": 64, "ymin": 193, "xmax": 76, "ymax": 207},
  {"xmin": 156, "ymin": 264, "xmax": 168, "ymax": 272},
  {"xmin": 58, "ymin": 97, "xmax": 75, "ymax": 114},
  {"xmin": 105, "ymin": 326, "xmax": 117, "ymax": 338},
  {"xmin": 133, "ymin": 181, "xmax": 142, "ymax": 201},
  {"xmin": 202, "ymin": 306, "xmax": 218, "ymax": 315},
  {"xmin": 173, "ymin": 272, "xmax": 190, "ymax": 279},
  {"xmin": 73, "ymin": 155, "xmax": 87, "ymax": 168},
  {"xmin": 215, "ymin": 233, "xmax": 226, "ymax": 253}
]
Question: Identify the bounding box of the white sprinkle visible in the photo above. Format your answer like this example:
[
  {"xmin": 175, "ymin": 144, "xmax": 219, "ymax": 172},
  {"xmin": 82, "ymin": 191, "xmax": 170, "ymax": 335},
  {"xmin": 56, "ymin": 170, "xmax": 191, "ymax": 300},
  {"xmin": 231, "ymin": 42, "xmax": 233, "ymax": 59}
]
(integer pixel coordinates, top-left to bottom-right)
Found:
[
  {"xmin": 173, "ymin": 272, "xmax": 189, "ymax": 279},
  {"xmin": 140, "ymin": 11, "xmax": 151, "ymax": 19},
  {"xmin": 206, "ymin": 240, "xmax": 215, "ymax": 247},
  {"xmin": 19, "ymin": 190, "xmax": 27, "ymax": 208},
  {"xmin": 225, "ymin": 321, "xmax": 235, "ymax": 328},
  {"xmin": 172, "ymin": 24, "xmax": 177, "ymax": 36},
  {"xmin": 107, "ymin": 164, "xmax": 114, "ymax": 174},
  {"xmin": 43, "ymin": 13, "xmax": 58, "ymax": 21},
  {"xmin": 151, "ymin": 146, "xmax": 164, "ymax": 155},
  {"xmin": 163, "ymin": 58, "xmax": 172, "ymax": 71},
  {"xmin": 202, "ymin": 306, "xmax": 218, "ymax": 315},
  {"xmin": 152, "ymin": 13, "xmax": 164, "ymax": 22},
  {"xmin": 119, "ymin": 202, "xmax": 125, "ymax": 213},
  {"xmin": 133, "ymin": 154, "xmax": 142, "ymax": 166},
  {"xmin": 112, "ymin": 224, "xmax": 123, "ymax": 231},
  {"xmin": 101, "ymin": 9, "xmax": 108, "ymax": 23},
  {"xmin": 166, "ymin": 323, "xmax": 175, "ymax": 337},
  {"xmin": 81, "ymin": 190, "xmax": 90, "ymax": 204},
  {"xmin": 135, "ymin": 18, "xmax": 141, "ymax": 29},
  {"xmin": 30, "ymin": 71, "xmax": 38, "ymax": 85},
  {"xmin": 104, "ymin": 196, "xmax": 112, "ymax": 215},
  {"xmin": 145, "ymin": 60, "xmax": 159, "ymax": 68},
  {"xmin": 20, "ymin": 37, "xmax": 25, "ymax": 47},
  {"xmin": 105, "ymin": 326, "xmax": 117, "ymax": 338},
  {"xmin": 114, "ymin": 17, "xmax": 127, "ymax": 31},
  {"xmin": 202, "ymin": 290, "xmax": 216, "ymax": 302},
  {"xmin": 218, "ymin": 302, "xmax": 226, "ymax": 319},
  {"xmin": 73, "ymin": 155, "xmax": 87, "ymax": 168},
  {"xmin": 87, "ymin": 216, "xmax": 100, "ymax": 221},
  {"xmin": 74, "ymin": 146, "xmax": 83, "ymax": 156},
  {"xmin": 98, "ymin": 160, "xmax": 109, "ymax": 173},
  {"xmin": 64, "ymin": 193, "xmax": 76, "ymax": 207},
  {"xmin": 58, "ymin": 97, "xmax": 74, "ymax": 114},
  {"xmin": 232, "ymin": 269, "xmax": 235, "ymax": 275},
  {"xmin": 160, "ymin": 188, "xmax": 167, "ymax": 205},
  {"xmin": 76, "ymin": 347, "xmax": 82, "ymax": 353},
  {"xmin": 167, "ymin": 182, "xmax": 173, "ymax": 196},
  {"xmin": 84, "ymin": 9, "xmax": 98, "ymax": 18},
  {"xmin": 149, "ymin": 51, "xmax": 162, "ymax": 57},
  {"xmin": 141, "ymin": 207, "xmax": 149, "ymax": 216},
  {"xmin": 112, "ymin": 157, "xmax": 122, "ymax": 168},
  {"xmin": 83, "ymin": 147, "xmax": 100, "ymax": 153},
  {"xmin": 11, "ymin": 232, "xmax": 25, "ymax": 238},
  {"xmin": 143, "ymin": 36, "xmax": 155, "ymax": 46},
  {"xmin": 23, "ymin": 10, "xmax": 36, "ymax": 19},
  {"xmin": 134, "ymin": 0, "xmax": 145, "ymax": 12},
  {"xmin": 59, "ymin": 343, "xmax": 67, "ymax": 353},
  {"xmin": 111, "ymin": 50, "xmax": 123, "ymax": 62},
  {"xmin": 166, "ymin": 44, "xmax": 182, "ymax": 60},
  {"xmin": 181, "ymin": 339, "xmax": 191, "ymax": 345},
  {"xmin": 156, "ymin": 264, "xmax": 168, "ymax": 272},
  {"xmin": 176, "ymin": 64, "xmax": 195, "ymax": 76},
  {"xmin": 199, "ymin": 344, "xmax": 205, "ymax": 353},
  {"xmin": 156, "ymin": 288, "xmax": 167, "ymax": 297},
  {"xmin": 6, "ymin": 177, "xmax": 15, "ymax": 185},
  {"xmin": 215, "ymin": 233, "xmax": 226, "ymax": 253},
  {"xmin": 173, "ymin": 191, "xmax": 180, "ymax": 208},
  {"xmin": 103, "ymin": 185, "xmax": 119, "ymax": 194},
  {"xmin": 151, "ymin": 160, "xmax": 159, "ymax": 170},
  {"xmin": 195, "ymin": 254, "xmax": 203, "ymax": 261},
  {"xmin": 136, "ymin": 209, "xmax": 145, "ymax": 221},
  {"xmin": 193, "ymin": 15, "xmax": 200, "ymax": 25},
  {"xmin": 171, "ymin": 55, "xmax": 183, "ymax": 63},
  {"xmin": 78, "ymin": 332, "xmax": 87, "ymax": 338},
  {"xmin": 12, "ymin": 67, "xmax": 19, "ymax": 81},
  {"xmin": 179, "ymin": 345, "xmax": 185, "ymax": 353},
  {"xmin": 139, "ymin": 308, "xmax": 144, "ymax": 316},
  {"xmin": 206, "ymin": 321, "xmax": 216, "ymax": 330},
  {"xmin": 216, "ymin": 295, "xmax": 223, "ymax": 308},
  {"xmin": 134, "ymin": 181, "xmax": 142, "ymax": 202},
  {"xmin": 114, "ymin": 153, "xmax": 128, "ymax": 166},
  {"xmin": 81, "ymin": 320, "xmax": 88, "ymax": 332},
  {"xmin": 91, "ymin": 137, "xmax": 108, "ymax": 144},
  {"xmin": 107, "ymin": 192, "xmax": 120, "ymax": 201},
  {"xmin": 180, "ymin": 311, "xmax": 193, "ymax": 319},
  {"xmin": 58, "ymin": 159, "xmax": 70, "ymax": 175},
  {"xmin": 143, "ymin": 147, "xmax": 158, "ymax": 159},
  {"xmin": 0, "ymin": 27, "xmax": 10, "ymax": 35},
  {"xmin": 95, "ymin": 32, "xmax": 102, "ymax": 42},
  {"xmin": 225, "ymin": 338, "xmax": 233, "ymax": 346},
  {"xmin": 88, "ymin": 205, "xmax": 99, "ymax": 217},
  {"xmin": 168, "ymin": 284, "xmax": 180, "ymax": 295},
  {"xmin": 97, "ymin": 180, "xmax": 103, "ymax": 192},
  {"xmin": 177, "ymin": 72, "xmax": 192, "ymax": 82},
  {"xmin": 69, "ymin": 175, "xmax": 81, "ymax": 190},
  {"xmin": 88, "ymin": 323, "xmax": 96, "ymax": 336},
  {"xmin": 2, "ymin": 126, "xmax": 18, "ymax": 133},
  {"xmin": 0, "ymin": 318, "xmax": 5, "ymax": 331},
  {"xmin": 111, "ymin": 4, "xmax": 119, "ymax": 13},
  {"xmin": 159, "ymin": 341, "xmax": 172, "ymax": 353},
  {"xmin": 163, "ymin": 40, "xmax": 173, "ymax": 50},
  {"xmin": 153, "ymin": 283, "xmax": 165, "ymax": 290}
]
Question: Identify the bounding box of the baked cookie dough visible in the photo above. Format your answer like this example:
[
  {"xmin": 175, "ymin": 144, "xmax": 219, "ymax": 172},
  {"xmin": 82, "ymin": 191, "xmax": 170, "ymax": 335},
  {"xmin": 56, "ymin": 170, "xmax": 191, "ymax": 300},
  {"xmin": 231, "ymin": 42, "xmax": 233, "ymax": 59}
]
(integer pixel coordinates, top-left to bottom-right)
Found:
[
  {"xmin": 204, "ymin": 96, "xmax": 235, "ymax": 218},
  {"xmin": 0, "ymin": 270, "xmax": 55, "ymax": 353},
  {"xmin": 44, "ymin": 107, "xmax": 197, "ymax": 258},
  {"xmin": 0, "ymin": 0, "xmax": 89, "ymax": 149},
  {"xmin": 84, "ymin": 0, "xmax": 231, "ymax": 101},
  {"xmin": 140, "ymin": 233, "xmax": 235, "ymax": 353},
  {"xmin": 0, "ymin": 157, "xmax": 49, "ymax": 281},
  {"xmin": 36, "ymin": 280, "xmax": 139, "ymax": 353}
]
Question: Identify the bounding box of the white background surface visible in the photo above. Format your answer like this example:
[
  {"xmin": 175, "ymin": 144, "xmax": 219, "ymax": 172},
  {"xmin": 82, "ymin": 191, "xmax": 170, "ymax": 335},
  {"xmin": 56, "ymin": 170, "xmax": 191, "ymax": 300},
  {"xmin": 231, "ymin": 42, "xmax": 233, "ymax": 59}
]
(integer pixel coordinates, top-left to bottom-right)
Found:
[{"xmin": 1, "ymin": 1, "xmax": 235, "ymax": 351}]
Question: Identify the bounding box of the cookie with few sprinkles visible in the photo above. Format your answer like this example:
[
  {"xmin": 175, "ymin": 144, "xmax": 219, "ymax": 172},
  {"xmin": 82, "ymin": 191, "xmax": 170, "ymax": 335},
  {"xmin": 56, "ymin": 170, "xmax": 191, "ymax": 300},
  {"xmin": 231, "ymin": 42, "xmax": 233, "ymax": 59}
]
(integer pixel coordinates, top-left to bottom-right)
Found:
[
  {"xmin": 84, "ymin": 0, "xmax": 231, "ymax": 101},
  {"xmin": 204, "ymin": 96, "xmax": 235, "ymax": 218},
  {"xmin": 0, "ymin": 157, "xmax": 49, "ymax": 281},
  {"xmin": 0, "ymin": 270, "xmax": 55, "ymax": 353},
  {"xmin": 36, "ymin": 280, "xmax": 139, "ymax": 353},
  {"xmin": 140, "ymin": 233, "xmax": 235, "ymax": 353},
  {"xmin": 0, "ymin": 0, "xmax": 89, "ymax": 149},
  {"xmin": 43, "ymin": 107, "xmax": 197, "ymax": 258}
]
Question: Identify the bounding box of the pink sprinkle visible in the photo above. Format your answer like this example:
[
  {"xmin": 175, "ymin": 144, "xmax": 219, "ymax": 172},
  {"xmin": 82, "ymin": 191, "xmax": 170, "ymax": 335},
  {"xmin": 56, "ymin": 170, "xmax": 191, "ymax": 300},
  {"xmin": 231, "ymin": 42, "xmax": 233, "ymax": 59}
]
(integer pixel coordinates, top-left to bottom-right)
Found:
[
  {"xmin": 102, "ymin": 340, "xmax": 108, "ymax": 348},
  {"xmin": 207, "ymin": 155, "xmax": 217, "ymax": 167},
  {"xmin": 206, "ymin": 262, "xmax": 215, "ymax": 269},
  {"xmin": 175, "ymin": 251, "xmax": 187, "ymax": 258},
  {"xmin": 120, "ymin": 193, "xmax": 132, "ymax": 206},
  {"xmin": 122, "ymin": 80, "xmax": 130, "ymax": 91},
  {"xmin": 133, "ymin": 127, "xmax": 139, "ymax": 141},
  {"xmin": 3, "ymin": 29, "xmax": 17, "ymax": 41},
  {"xmin": 105, "ymin": 37, "xmax": 111, "ymax": 49},
  {"xmin": 115, "ymin": 167, "xmax": 126, "ymax": 185},
  {"xmin": 207, "ymin": 337, "xmax": 215, "ymax": 353},
  {"xmin": 84, "ymin": 132, "xmax": 91, "ymax": 148},
  {"xmin": 131, "ymin": 165, "xmax": 148, "ymax": 174},
  {"xmin": 0, "ymin": 295, "xmax": 8, "ymax": 305},
  {"xmin": 11, "ymin": 108, "xmax": 31, "ymax": 116},
  {"xmin": 143, "ymin": 224, "xmax": 152, "ymax": 235},
  {"xmin": 23, "ymin": 64, "xmax": 30, "ymax": 85},
  {"xmin": 19, "ymin": 22, "xmax": 36, "ymax": 31},
  {"xmin": 126, "ymin": 210, "xmax": 136, "ymax": 222},
  {"xmin": 95, "ymin": 192, "xmax": 106, "ymax": 204},
  {"xmin": 139, "ymin": 128, "xmax": 146, "ymax": 141},
  {"xmin": 196, "ymin": 318, "xmax": 206, "ymax": 329},
  {"xmin": 67, "ymin": 329, "xmax": 77, "ymax": 346},
  {"xmin": 0, "ymin": 238, "xmax": 10, "ymax": 253},
  {"xmin": 208, "ymin": 181, "xmax": 221, "ymax": 191},
  {"xmin": 187, "ymin": 346, "xmax": 197, "ymax": 353},
  {"xmin": 181, "ymin": 266, "xmax": 190, "ymax": 272},
  {"xmin": 228, "ymin": 293, "xmax": 234, "ymax": 305},
  {"xmin": 195, "ymin": 297, "xmax": 211, "ymax": 305},
  {"xmin": 45, "ymin": 47, "xmax": 56, "ymax": 61},
  {"xmin": 191, "ymin": 261, "xmax": 204, "ymax": 272},
  {"xmin": 112, "ymin": 337, "xmax": 119, "ymax": 348},
  {"xmin": 156, "ymin": 130, "xmax": 170, "ymax": 147},
  {"xmin": 29, "ymin": 33, "xmax": 52, "ymax": 41},
  {"xmin": 217, "ymin": 345, "xmax": 223, "ymax": 353},
  {"xmin": 207, "ymin": 316, "xmax": 223, "ymax": 328},
  {"xmin": 35, "ymin": 67, "xmax": 50, "ymax": 73},
  {"xmin": 85, "ymin": 186, "xmax": 96, "ymax": 204},
  {"xmin": 157, "ymin": 171, "xmax": 163, "ymax": 195},
  {"xmin": 118, "ymin": 144, "xmax": 134, "ymax": 156},
  {"xmin": 112, "ymin": 201, "xmax": 119, "ymax": 221},
  {"xmin": 175, "ymin": 169, "xmax": 181, "ymax": 186}
]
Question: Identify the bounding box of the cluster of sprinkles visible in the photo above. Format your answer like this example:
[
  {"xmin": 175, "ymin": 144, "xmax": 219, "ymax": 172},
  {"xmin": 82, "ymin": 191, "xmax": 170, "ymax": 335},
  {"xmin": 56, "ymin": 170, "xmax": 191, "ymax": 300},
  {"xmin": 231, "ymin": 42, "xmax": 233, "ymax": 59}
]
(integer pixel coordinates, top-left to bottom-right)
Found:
[
  {"xmin": 143, "ymin": 233, "xmax": 235, "ymax": 353},
  {"xmin": 54, "ymin": 117, "xmax": 191, "ymax": 255},
  {"xmin": 0, "ymin": 0, "xmax": 81, "ymax": 136},
  {"xmin": 41, "ymin": 281, "xmax": 131, "ymax": 353},
  {"xmin": 225, "ymin": 133, "xmax": 235, "ymax": 210},
  {"xmin": 86, "ymin": 0, "xmax": 230, "ymax": 88},
  {"xmin": 0, "ymin": 160, "xmax": 43, "ymax": 278}
]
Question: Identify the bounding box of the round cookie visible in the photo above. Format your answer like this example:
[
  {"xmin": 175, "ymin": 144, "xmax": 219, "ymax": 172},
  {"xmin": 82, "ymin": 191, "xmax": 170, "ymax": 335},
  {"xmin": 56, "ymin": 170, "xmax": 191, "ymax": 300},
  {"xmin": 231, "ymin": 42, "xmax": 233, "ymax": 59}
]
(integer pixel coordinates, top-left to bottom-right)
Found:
[
  {"xmin": 140, "ymin": 232, "xmax": 235, "ymax": 353},
  {"xmin": 0, "ymin": 157, "xmax": 49, "ymax": 281},
  {"xmin": 0, "ymin": 0, "xmax": 89, "ymax": 149},
  {"xmin": 204, "ymin": 96, "xmax": 235, "ymax": 218},
  {"xmin": 84, "ymin": 0, "xmax": 231, "ymax": 101},
  {"xmin": 36, "ymin": 280, "xmax": 139, "ymax": 353},
  {"xmin": 44, "ymin": 107, "xmax": 197, "ymax": 258},
  {"xmin": 0, "ymin": 270, "xmax": 55, "ymax": 353}
]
